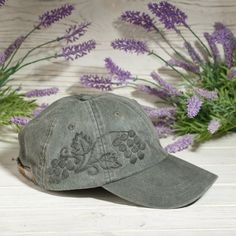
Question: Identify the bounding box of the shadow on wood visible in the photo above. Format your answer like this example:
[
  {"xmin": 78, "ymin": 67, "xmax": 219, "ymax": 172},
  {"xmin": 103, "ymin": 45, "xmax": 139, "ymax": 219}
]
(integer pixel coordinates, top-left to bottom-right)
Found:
[{"xmin": 0, "ymin": 144, "xmax": 136, "ymax": 207}]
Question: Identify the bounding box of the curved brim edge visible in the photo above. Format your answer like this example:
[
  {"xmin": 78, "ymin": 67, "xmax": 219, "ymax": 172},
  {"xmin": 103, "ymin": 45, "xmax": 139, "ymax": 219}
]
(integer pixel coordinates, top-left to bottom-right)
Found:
[{"xmin": 102, "ymin": 155, "xmax": 218, "ymax": 209}]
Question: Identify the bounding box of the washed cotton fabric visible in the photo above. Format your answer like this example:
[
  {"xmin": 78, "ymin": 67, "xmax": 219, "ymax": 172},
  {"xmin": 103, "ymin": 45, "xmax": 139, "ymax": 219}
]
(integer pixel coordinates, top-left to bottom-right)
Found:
[{"xmin": 17, "ymin": 93, "xmax": 217, "ymax": 208}]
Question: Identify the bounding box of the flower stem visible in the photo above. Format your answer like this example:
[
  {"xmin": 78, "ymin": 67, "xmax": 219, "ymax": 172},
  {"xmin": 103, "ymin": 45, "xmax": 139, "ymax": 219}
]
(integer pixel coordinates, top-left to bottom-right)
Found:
[
  {"xmin": 175, "ymin": 29, "xmax": 189, "ymax": 45},
  {"xmin": 3, "ymin": 26, "xmax": 39, "ymax": 70},
  {"xmin": 174, "ymin": 29, "xmax": 206, "ymax": 70},
  {"xmin": 115, "ymin": 83, "xmax": 137, "ymax": 89},
  {"xmin": 153, "ymin": 26, "xmax": 187, "ymax": 61},
  {"xmin": 15, "ymin": 55, "xmax": 56, "ymax": 72},
  {"xmin": 185, "ymin": 25, "xmax": 212, "ymax": 57},
  {"xmin": 148, "ymin": 50, "xmax": 194, "ymax": 85},
  {"xmin": 18, "ymin": 38, "xmax": 59, "ymax": 66},
  {"xmin": 132, "ymin": 77, "xmax": 163, "ymax": 88},
  {"xmin": 25, "ymin": 24, "xmax": 41, "ymax": 39},
  {"xmin": 0, "ymin": 74, "xmax": 10, "ymax": 87}
]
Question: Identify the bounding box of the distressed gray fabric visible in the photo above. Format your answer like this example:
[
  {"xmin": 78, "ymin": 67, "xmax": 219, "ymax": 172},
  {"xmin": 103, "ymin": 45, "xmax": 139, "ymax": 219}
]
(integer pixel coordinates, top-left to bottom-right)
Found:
[
  {"xmin": 103, "ymin": 155, "xmax": 217, "ymax": 208},
  {"xmin": 17, "ymin": 93, "xmax": 218, "ymax": 208}
]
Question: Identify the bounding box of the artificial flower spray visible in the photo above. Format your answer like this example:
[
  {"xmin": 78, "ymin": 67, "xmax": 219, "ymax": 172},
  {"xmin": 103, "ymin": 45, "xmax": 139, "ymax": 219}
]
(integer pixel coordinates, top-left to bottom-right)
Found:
[
  {"xmin": 0, "ymin": 2, "xmax": 96, "ymax": 129},
  {"xmin": 80, "ymin": 1, "xmax": 236, "ymax": 152}
]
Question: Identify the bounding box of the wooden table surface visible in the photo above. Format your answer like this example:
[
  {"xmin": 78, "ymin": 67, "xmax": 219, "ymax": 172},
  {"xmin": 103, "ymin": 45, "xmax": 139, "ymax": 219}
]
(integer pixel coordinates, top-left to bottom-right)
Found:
[{"xmin": 0, "ymin": 0, "xmax": 236, "ymax": 235}]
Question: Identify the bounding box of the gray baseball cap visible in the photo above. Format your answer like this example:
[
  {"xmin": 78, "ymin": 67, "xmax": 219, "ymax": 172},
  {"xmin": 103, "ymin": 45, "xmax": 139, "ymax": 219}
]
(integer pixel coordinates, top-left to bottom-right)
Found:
[{"xmin": 17, "ymin": 93, "xmax": 217, "ymax": 208}]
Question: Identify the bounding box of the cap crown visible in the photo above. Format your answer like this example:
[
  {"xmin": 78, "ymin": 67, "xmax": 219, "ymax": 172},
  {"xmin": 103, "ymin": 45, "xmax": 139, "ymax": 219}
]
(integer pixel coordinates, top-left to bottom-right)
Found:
[{"xmin": 18, "ymin": 93, "xmax": 167, "ymax": 190}]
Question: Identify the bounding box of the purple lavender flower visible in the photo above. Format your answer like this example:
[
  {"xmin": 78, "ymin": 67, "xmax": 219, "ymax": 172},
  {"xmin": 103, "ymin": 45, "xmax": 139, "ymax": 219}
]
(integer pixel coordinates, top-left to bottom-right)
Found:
[
  {"xmin": 80, "ymin": 74, "xmax": 117, "ymax": 91},
  {"xmin": 221, "ymin": 43, "xmax": 235, "ymax": 68},
  {"xmin": 25, "ymin": 87, "xmax": 59, "ymax": 98},
  {"xmin": 0, "ymin": 52, "xmax": 5, "ymax": 65},
  {"xmin": 62, "ymin": 22, "xmax": 91, "ymax": 44},
  {"xmin": 148, "ymin": 1, "xmax": 187, "ymax": 30},
  {"xmin": 164, "ymin": 134, "xmax": 193, "ymax": 153},
  {"xmin": 33, "ymin": 103, "xmax": 49, "ymax": 117},
  {"xmin": 104, "ymin": 58, "xmax": 131, "ymax": 84},
  {"xmin": 39, "ymin": 4, "xmax": 75, "ymax": 28},
  {"xmin": 228, "ymin": 67, "xmax": 236, "ymax": 80},
  {"xmin": 0, "ymin": 36, "xmax": 25, "ymax": 65},
  {"xmin": 203, "ymin": 32, "xmax": 220, "ymax": 61},
  {"xmin": 137, "ymin": 84, "xmax": 170, "ymax": 100},
  {"xmin": 151, "ymin": 72, "xmax": 181, "ymax": 96},
  {"xmin": 58, "ymin": 40, "xmax": 96, "ymax": 60},
  {"xmin": 10, "ymin": 116, "xmax": 29, "ymax": 126},
  {"xmin": 168, "ymin": 59, "xmax": 200, "ymax": 74},
  {"xmin": 212, "ymin": 22, "xmax": 236, "ymax": 67},
  {"xmin": 0, "ymin": 0, "xmax": 6, "ymax": 7},
  {"xmin": 184, "ymin": 42, "xmax": 202, "ymax": 64},
  {"xmin": 111, "ymin": 39, "xmax": 149, "ymax": 55},
  {"xmin": 208, "ymin": 120, "xmax": 220, "ymax": 134},
  {"xmin": 121, "ymin": 11, "xmax": 155, "ymax": 31},
  {"xmin": 187, "ymin": 95, "xmax": 202, "ymax": 118},
  {"xmin": 153, "ymin": 122, "xmax": 173, "ymax": 138},
  {"xmin": 194, "ymin": 88, "xmax": 218, "ymax": 100},
  {"xmin": 142, "ymin": 105, "xmax": 176, "ymax": 118},
  {"xmin": 213, "ymin": 22, "xmax": 234, "ymax": 43}
]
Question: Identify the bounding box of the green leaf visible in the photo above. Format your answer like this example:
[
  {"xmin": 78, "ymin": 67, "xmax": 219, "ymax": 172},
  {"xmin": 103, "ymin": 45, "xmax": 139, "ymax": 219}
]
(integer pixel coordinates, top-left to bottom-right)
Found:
[
  {"xmin": 99, "ymin": 152, "xmax": 122, "ymax": 169},
  {"xmin": 0, "ymin": 86, "xmax": 38, "ymax": 128}
]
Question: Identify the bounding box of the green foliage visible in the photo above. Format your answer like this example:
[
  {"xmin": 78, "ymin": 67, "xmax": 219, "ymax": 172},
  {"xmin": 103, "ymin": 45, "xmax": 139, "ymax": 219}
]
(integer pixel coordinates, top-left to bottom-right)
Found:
[
  {"xmin": 172, "ymin": 61, "xmax": 236, "ymax": 144},
  {"xmin": 0, "ymin": 87, "xmax": 38, "ymax": 127}
]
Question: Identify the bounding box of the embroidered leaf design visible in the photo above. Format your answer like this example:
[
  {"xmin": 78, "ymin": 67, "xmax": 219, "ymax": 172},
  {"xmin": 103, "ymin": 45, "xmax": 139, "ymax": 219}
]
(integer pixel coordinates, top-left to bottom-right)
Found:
[
  {"xmin": 99, "ymin": 152, "xmax": 122, "ymax": 169},
  {"xmin": 71, "ymin": 131, "xmax": 92, "ymax": 155}
]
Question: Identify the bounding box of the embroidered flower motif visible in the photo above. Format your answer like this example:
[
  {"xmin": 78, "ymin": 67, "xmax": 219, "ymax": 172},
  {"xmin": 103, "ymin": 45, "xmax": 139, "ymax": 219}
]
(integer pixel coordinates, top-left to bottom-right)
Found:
[
  {"xmin": 47, "ymin": 129, "xmax": 147, "ymax": 184},
  {"xmin": 71, "ymin": 131, "xmax": 92, "ymax": 155}
]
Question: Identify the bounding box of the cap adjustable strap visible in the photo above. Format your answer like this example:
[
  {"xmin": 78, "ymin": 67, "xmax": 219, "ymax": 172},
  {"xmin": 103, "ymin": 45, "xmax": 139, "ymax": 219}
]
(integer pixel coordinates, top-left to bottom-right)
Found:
[{"xmin": 17, "ymin": 157, "xmax": 36, "ymax": 183}]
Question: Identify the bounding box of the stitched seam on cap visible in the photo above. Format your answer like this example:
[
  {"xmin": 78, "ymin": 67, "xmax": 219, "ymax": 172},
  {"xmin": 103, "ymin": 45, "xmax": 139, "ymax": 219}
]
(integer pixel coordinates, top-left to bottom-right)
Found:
[
  {"xmin": 113, "ymin": 96, "xmax": 168, "ymax": 157},
  {"xmin": 98, "ymin": 94, "xmax": 153, "ymax": 139},
  {"xmin": 93, "ymin": 93, "xmax": 167, "ymax": 178},
  {"xmin": 88, "ymin": 99, "xmax": 111, "ymax": 183},
  {"xmin": 18, "ymin": 127, "xmax": 26, "ymax": 163},
  {"xmin": 41, "ymin": 117, "xmax": 57, "ymax": 188}
]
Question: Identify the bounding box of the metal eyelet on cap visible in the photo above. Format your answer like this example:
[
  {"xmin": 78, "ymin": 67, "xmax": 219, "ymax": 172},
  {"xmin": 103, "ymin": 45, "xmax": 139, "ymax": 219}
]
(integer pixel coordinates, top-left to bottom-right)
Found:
[
  {"xmin": 114, "ymin": 111, "xmax": 120, "ymax": 116},
  {"xmin": 68, "ymin": 124, "xmax": 75, "ymax": 130}
]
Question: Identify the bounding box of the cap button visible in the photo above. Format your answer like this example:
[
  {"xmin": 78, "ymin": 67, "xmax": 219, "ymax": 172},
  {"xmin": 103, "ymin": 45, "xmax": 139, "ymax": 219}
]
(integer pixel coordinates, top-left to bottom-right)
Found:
[{"xmin": 77, "ymin": 94, "xmax": 93, "ymax": 101}]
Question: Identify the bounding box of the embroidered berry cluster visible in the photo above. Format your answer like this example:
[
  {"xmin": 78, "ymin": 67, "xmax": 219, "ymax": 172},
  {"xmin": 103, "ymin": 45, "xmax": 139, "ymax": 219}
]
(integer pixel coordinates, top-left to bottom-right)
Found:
[
  {"xmin": 47, "ymin": 128, "xmax": 147, "ymax": 184},
  {"xmin": 47, "ymin": 147, "xmax": 85, "ymax": 184},
  {"xmin": 112, "ymin": 130, "xmax": 146, "ymax": 164},
  {"xmin": 47, "ymin": 131, "xmax": 92, "ymax": 184}
]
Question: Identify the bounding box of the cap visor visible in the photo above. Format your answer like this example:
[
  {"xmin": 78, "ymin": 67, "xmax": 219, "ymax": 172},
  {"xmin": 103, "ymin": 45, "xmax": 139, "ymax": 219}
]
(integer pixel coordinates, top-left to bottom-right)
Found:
[{"xmin": 102, "ymin": 155, "xmax": 218, "ymax": 209}]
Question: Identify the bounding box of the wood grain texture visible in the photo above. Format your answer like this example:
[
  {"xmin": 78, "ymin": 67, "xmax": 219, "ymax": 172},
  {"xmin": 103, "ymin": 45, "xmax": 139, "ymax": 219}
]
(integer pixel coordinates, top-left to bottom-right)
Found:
[{"xmin": 0, "ymin": 0, "xmax": 236, "ymax": 235}]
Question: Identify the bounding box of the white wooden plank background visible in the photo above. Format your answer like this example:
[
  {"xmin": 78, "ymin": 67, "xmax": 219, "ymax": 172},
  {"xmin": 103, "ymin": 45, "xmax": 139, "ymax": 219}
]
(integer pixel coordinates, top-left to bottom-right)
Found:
[{"xmin": 0, "ymin": 0, "xmax": 236, "ymax": 235}]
